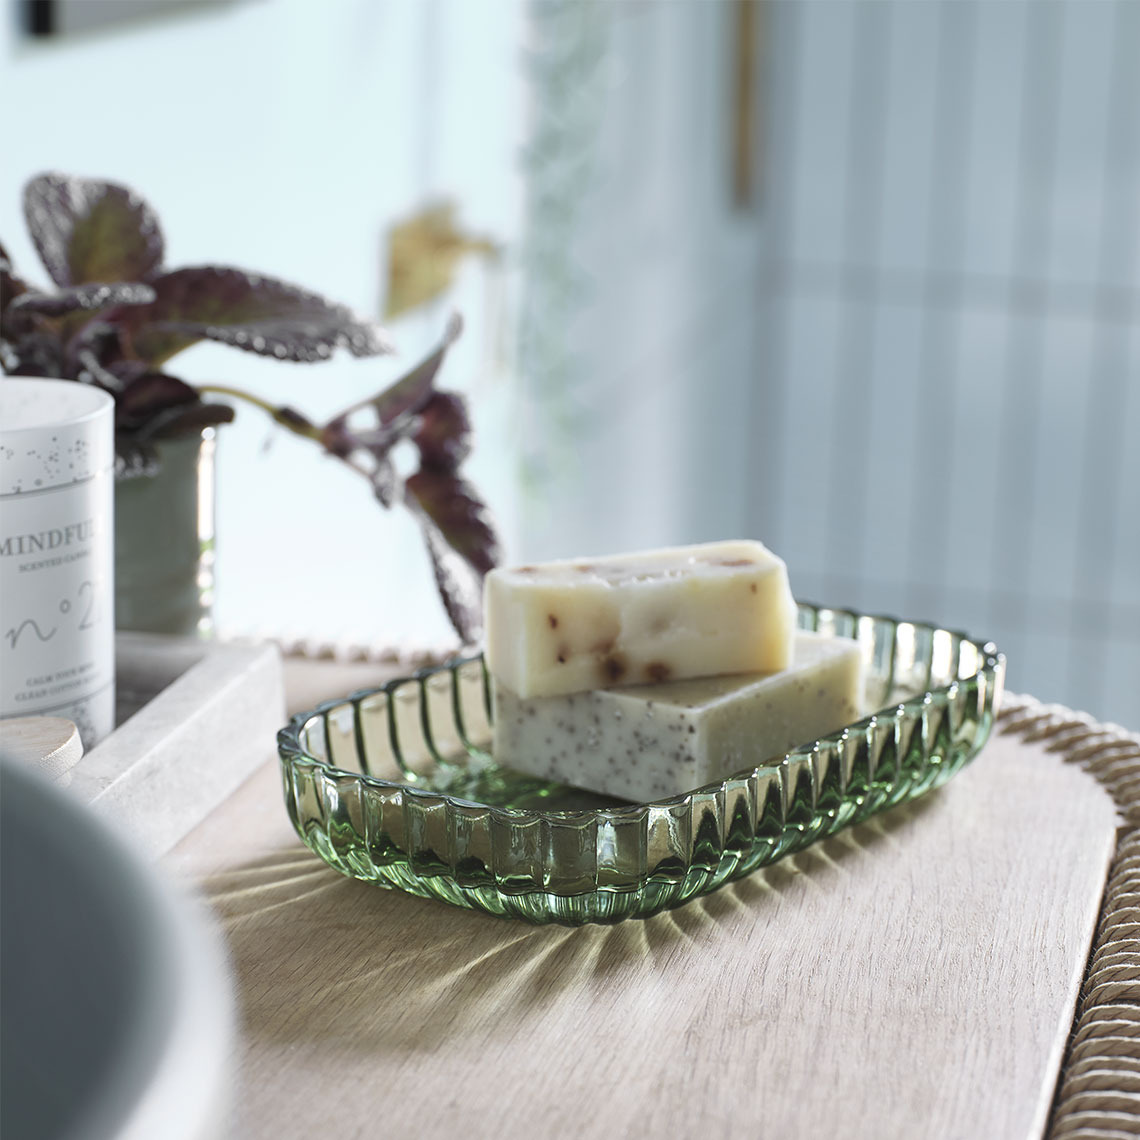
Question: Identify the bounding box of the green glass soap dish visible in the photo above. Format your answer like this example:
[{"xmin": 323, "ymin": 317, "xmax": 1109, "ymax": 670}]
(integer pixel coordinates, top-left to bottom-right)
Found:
[{"xmin": 278, "ymin": 604, "xmax": 1004, "ymax": 925}]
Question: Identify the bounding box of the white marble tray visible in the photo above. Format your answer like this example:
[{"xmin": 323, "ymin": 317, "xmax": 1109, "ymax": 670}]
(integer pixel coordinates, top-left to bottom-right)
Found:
[{"xmin": 74, "ymin": 633, "xmax": 284, "ymax": 856}]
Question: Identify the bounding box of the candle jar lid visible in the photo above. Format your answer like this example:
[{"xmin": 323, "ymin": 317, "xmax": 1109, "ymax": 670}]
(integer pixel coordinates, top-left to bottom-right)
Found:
[{"xmin": 1, "ymin": 377, "xmax": 115, "ymax": 496}]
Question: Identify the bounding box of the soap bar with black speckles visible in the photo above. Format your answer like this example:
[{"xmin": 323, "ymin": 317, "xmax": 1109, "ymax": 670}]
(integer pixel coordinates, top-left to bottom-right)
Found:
[
  {"xmin": 483, "ymin": 540, "xmax": 796, "ymax": 700},
  {"xmin": 492, "ymin": 632, "xmax": 863, "ymax": 803}
]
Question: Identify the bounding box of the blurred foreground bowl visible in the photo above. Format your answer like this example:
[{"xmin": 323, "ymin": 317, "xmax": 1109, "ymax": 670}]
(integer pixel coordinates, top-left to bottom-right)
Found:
[{"xmin": 1, "ymin": 759, "xmax": 233, "ymax": 1140}]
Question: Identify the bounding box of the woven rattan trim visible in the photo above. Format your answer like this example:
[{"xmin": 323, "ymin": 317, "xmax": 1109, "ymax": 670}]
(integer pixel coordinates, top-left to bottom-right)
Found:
[
  {"xmin": 998, "ymin": 695, "xmax": 1140, "ymax": 1140},
  {"xmin": 276, "ymin": 635, "xmax": 455, "ymax": 669}
]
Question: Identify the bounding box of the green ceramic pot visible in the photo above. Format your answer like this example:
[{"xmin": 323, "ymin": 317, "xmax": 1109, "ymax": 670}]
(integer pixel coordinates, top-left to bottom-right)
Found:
[{"xmin": 114, "ymin": 430, "xmax": 216, "ymax": 636}]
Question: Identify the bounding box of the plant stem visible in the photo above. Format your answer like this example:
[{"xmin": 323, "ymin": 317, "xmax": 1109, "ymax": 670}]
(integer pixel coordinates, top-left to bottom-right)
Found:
[
  {"xmin": 197, "ymin": 383, "xmax": 323, "ymax": 441},
  {"xmin": 196, "ymin": 381, "xmax": 390, "ymax": 502}
]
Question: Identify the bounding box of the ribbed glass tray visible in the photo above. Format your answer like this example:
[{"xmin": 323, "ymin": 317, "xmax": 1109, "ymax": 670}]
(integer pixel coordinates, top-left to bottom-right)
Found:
[{"xmin": 278, "ymin": 604, "xmax": 1004, "ymax": 925}]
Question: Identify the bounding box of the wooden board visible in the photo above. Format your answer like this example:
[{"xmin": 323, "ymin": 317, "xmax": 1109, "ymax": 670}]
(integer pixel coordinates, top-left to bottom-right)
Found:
[{"xmin": 165, "ymin": 688, "xmax": 1118, "ymax": 1140}]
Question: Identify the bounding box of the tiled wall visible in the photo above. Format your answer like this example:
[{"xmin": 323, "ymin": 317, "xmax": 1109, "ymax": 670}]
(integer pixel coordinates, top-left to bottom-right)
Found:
[{"xmin": 751, "ymin": 0, "xmax": 1139, "ymax": 726}]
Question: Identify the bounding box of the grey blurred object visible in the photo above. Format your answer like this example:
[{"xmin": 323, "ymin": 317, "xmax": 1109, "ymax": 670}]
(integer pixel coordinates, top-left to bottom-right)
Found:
[{"xmin": 0, "ymin": 758, "xmax": 233, "ymax": 1140}]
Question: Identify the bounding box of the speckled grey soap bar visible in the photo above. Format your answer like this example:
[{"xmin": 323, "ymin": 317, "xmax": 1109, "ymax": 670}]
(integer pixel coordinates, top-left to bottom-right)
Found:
[{"xmin": 492, "ymin": 631, "xmax": 864, "ymax": 803}]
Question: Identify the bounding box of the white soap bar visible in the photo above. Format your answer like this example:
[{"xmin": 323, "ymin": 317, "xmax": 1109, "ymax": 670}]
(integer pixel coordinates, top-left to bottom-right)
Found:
[
  {"xmin": 492, "ymin": 632, "xmax": 863, "ymax": 803},
  {"xmin": 483, "ymin": 540, "xmax": 796, "ymax": 700}
]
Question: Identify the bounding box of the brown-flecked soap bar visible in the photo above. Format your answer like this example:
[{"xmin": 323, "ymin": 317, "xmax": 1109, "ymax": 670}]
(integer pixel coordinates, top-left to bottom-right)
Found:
[
  {"xmin": 483, "ymin": 540, "xmax": 796, "ymax": 700},
  {"xmin": 492, "ymin": 631, "xmax": 864, "ymax": 803}
]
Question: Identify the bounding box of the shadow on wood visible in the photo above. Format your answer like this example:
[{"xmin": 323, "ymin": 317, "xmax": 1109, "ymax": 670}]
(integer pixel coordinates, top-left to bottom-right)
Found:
[{"xmin": 202, "ymin": 798, "xmax": 932, "ymax": 1054}]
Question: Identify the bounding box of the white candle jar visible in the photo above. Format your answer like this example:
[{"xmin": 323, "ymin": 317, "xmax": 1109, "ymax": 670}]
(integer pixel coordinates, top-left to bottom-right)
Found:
[{"xmin": 1, "ymin": 378, "xmax": 116, "ymax": 746}]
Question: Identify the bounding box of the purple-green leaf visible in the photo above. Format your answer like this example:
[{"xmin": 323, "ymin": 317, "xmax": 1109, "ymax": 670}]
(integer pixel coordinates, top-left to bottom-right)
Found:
[
  {"xmin": 142, "ymin": 401, "xmax": 234, "ymax": 441},
  {"xmin": 368, "ymin": 312, "xmax": 462, "ymax": 426},
  {"xmin": 120, "ymin": 395, "xmax": 235, "ymax": 443},
  {"xmin": 413, "ymin": 390, "xmax": 472, "ymax": 471},
  {"xmin": 115, "ymin": 371, "xmax": 200, "ymax": 432},
  {"xmin": 318, "ymin": 414, "xmax": 356, "ymax": 459},
  {"xmin": 405, "ymin": 468, "xmax": 499, "ymax": 579},
  {"xmin": 10, "ymin": 281, "xmax": 155, "ymax": 319},
  {"xmin": 74, "ymin": 323, "xmax": 130, "ymax": 373},
  {"xmin": 1, "ymin": 330, "xmax": 65, "ymax": 378},
  {"xmin": 120, "ymin": 267, "xmax": 392, "ymax": 366},
  {"xmin": 414, "ymin": 512, "xmax": 485, "ymax": 645},
  {"xmin": 1, "ymin": 247, "xmax": 33, "ymax": 314},
  {"xmin": 405, "ymin": 466, "xmax": 500, "ymax": 642},
  {"xmin": 24, "ymin": 173, "xmax": 165, "ymax": 288}
]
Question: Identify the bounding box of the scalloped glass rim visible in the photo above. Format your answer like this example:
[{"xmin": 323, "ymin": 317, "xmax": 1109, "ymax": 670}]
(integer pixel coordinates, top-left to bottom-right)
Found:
[{"xmin": 278, "ymin": 604, "xmax": 1005, "ymax": 925}]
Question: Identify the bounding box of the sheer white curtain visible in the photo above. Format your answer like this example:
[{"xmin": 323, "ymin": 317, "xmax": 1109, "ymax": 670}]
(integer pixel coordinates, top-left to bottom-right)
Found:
[{"xmin": 515, "ymin": 0, "xmax": 765, "ymax": 561}]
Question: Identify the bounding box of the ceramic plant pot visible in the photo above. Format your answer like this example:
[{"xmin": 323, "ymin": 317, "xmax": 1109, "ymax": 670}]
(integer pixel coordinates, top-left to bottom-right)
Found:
[{"xmin": 114, "ymin": 430, "xmax": 216, "ymax": 637}]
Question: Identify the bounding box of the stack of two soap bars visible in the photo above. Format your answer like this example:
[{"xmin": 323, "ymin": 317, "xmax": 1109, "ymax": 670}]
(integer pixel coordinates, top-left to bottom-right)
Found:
[{"xmin": 483, "ymin": 541, "xmax": 864, "ymax": 803}]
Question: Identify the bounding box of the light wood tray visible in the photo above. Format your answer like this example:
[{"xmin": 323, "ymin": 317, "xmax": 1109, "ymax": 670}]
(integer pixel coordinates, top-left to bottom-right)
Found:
[{"xmin": 164, "ymin": 655, "xmax": 1139, "ymax": 1140}]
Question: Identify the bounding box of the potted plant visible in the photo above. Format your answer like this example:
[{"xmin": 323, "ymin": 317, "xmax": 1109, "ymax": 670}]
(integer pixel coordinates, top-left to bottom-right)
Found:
[{"xmin": 1, "ymin": 172, "xmax": 498, "ymax": 643}]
